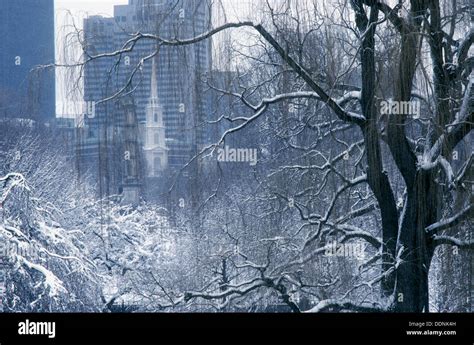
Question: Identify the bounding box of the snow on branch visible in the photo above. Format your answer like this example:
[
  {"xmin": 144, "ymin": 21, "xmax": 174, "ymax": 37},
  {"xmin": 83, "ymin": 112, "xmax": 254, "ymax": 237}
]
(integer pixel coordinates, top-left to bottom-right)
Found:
[
  {"xmin": 433, "ymin": 235, "xmax": 474, "ymax": 250},
  {"xmin": 426, "ymin": 204, "xmax": 473, "ymax": 234},
  {"xmin": 421, "ymin": 78, "xmax": 473, "ymax": 168},
  {"xmin": 20, "ymin": 258, "xmax": 67, "ymax": 297},
  {"xmin": 0, "ymin": 173, "xmax": 29, "ymax": 204},
  {"xmin": 305, "ymin": 298, "xmax": 384, "ymax": 313}
]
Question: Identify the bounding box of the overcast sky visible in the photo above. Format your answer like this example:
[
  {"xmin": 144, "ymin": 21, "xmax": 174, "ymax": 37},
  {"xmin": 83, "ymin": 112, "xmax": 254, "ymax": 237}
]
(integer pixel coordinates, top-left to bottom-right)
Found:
[
  {"xmin": 55, "ymin": 0, "xmax": 252, "ymax": 29},
  {"xmin": 56, "ymin": 0, "xmax": 127, "ymax": 18}
]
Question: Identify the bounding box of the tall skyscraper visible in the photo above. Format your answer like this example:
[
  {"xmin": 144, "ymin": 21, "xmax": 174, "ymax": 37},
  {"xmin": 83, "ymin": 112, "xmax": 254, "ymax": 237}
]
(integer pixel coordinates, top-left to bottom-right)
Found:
[
  {"xmin": 0, "ymin": 0, "xmax": 55, "ymax": 122},
  {"xmin": 80, "ymin": 0, "xmax": 212, "ymax": 197},
  {"xmin": 82, "ymin": 0, "xmax": 211, "ymax": 159}
]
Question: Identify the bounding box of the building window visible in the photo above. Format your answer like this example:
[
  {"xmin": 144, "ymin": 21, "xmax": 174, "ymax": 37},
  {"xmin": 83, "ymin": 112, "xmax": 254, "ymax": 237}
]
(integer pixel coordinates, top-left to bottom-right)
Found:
[
  {"xmin": 154, "ymin": 113, "xmax": 158, "ymax": 123},
  {"xmin": 154, "ymin": 133, "xmax": 160, "ymax": 145}
]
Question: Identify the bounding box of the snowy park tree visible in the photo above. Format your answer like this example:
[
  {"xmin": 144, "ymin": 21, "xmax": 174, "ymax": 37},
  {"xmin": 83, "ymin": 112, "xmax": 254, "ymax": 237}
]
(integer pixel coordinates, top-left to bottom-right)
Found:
[{"xmin": 0, "ymin": 122, "xmax": 100, "ymax": 311}]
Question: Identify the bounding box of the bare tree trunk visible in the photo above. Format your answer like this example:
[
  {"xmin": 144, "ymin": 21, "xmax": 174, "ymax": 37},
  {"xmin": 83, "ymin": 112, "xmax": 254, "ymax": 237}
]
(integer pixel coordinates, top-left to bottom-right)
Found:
[{"xmin": 395, "ymin": 169, "xmax": 439, "ymax": 312}]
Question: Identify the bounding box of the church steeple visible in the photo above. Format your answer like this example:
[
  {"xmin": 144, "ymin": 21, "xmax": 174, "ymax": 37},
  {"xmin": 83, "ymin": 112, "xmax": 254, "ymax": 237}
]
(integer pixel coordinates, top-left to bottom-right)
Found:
[
  {"xmin": 149, "ymin": 56, "xmax": 159, "ymax": 107},
  {"xmin": 143, "ymin": 55, "xmax": 168, "ymax": 177},
  {"xmin": 146, "ymin": 56, "xmax": 164, "ymax": 127}
]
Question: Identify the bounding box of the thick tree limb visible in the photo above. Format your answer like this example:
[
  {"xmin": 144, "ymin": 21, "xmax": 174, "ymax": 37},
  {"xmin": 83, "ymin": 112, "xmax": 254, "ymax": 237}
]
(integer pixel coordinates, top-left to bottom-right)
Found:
[
  {"xmin": 433, "ymin": 235, "xmax": 474, "ymax": 249},
  {"xmin": 306, "ymin": 299, "xmax": 384, "ymax": 313},
  {"xmin": 426, "ymin": 204, "xmax": 473, "ymax": 234}
]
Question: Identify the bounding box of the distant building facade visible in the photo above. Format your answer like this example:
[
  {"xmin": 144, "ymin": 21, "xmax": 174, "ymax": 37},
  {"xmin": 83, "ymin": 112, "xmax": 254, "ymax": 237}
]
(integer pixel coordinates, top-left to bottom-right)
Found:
[
  {"xmin": 79, "ymin": 0, "xmax": 212, "ymax": 198},
  {"xmin": 0, "ymin": 0, "xmax": 55, "ymax": 122}
]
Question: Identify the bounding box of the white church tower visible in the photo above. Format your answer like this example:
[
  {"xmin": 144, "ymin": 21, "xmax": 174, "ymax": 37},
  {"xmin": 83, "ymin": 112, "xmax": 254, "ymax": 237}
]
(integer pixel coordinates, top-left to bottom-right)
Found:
[{"xmin": 143, "ymin": 57, "xmax": 168, "ymax": 177}]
